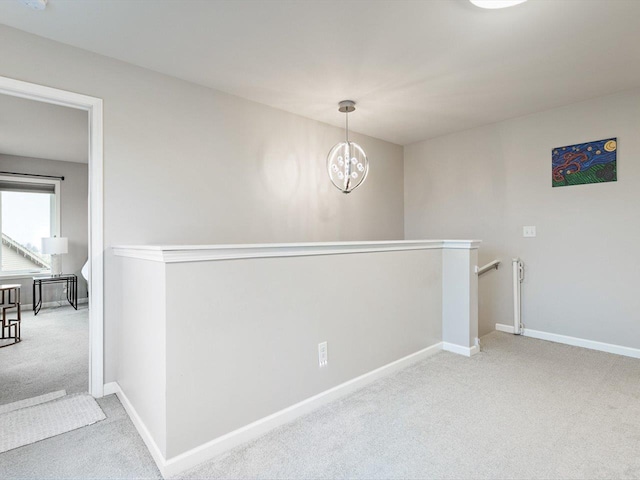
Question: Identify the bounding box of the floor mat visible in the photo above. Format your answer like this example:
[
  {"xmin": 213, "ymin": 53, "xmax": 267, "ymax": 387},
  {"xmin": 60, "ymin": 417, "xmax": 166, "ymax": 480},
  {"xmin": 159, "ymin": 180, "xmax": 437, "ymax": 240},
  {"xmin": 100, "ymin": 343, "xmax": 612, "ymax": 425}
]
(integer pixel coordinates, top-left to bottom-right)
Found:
[
  {"xmin": 0, "ymin": 390, "xmax": 66, "ymax": 415},
  {"xmin": 0, "ymin": 393, "xmax": 105, "ymax": 453}
]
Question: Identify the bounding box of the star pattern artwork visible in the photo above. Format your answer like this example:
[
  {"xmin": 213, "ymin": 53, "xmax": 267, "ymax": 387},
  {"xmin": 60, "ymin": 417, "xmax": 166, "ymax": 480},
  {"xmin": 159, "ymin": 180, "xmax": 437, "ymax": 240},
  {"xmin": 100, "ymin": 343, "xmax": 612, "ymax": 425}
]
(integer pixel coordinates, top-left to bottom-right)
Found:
[{"xmin": 552, "ymin": 138, "xmax": 617, "ymax": 187}]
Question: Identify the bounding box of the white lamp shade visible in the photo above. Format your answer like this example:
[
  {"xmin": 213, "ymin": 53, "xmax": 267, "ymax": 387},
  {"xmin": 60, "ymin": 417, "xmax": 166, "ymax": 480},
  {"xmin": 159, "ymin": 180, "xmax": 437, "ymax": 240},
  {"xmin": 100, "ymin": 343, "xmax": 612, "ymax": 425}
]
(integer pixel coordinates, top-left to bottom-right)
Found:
[{"xmin": 42, "ymin": 237, "xmax": 68, "ymax": 255}]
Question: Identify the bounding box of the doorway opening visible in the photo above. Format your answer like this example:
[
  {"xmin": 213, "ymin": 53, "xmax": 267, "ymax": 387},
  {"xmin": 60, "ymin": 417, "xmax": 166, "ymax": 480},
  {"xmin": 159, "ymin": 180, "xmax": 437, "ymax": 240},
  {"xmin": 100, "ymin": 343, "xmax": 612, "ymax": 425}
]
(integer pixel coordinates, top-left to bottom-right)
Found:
[{"xmin": 0, "ymin": 76, "xmax": 104, "ymax": 398}]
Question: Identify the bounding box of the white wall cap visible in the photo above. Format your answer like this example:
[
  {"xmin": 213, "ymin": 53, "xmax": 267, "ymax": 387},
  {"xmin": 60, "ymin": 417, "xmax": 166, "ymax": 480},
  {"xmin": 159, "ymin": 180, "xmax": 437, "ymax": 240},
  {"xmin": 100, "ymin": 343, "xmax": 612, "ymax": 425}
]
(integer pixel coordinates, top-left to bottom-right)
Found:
[{"xmin": 113, "ymin": 239, "xmax": 481, "ymax": 263}]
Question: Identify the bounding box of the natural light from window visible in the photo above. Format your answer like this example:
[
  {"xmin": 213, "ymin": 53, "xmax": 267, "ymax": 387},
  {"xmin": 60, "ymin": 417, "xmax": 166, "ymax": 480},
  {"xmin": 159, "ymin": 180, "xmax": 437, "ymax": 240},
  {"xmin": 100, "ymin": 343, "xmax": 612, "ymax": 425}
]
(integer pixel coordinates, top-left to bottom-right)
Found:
[{"xmin": 1, "ymin": 191, "xmax": 53, "ymax": 272}]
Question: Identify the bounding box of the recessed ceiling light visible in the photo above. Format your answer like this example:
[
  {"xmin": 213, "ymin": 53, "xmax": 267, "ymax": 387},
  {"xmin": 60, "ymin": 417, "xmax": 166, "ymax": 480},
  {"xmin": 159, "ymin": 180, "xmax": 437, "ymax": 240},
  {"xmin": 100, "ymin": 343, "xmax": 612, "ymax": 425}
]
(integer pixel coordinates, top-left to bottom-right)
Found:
[
  {"xmin": 17, "ymin": 0, "xmax": 48, "ymax": 10},
  {"xmin": 469, "ymin": 0, "xmax": 527, "ymax": 9}
]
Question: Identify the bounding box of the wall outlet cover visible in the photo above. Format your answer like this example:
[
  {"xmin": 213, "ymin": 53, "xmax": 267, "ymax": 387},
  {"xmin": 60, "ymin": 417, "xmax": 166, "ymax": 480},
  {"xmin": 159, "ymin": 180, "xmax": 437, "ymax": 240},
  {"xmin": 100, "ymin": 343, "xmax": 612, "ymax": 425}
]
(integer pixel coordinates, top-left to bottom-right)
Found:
[
  {"xmin": 523, "ymin": 226, "xmax": 536, "ymax": 237},
  {"xmin": 318, "ymin": 341, "xmax": 328, "ymax": 367}
]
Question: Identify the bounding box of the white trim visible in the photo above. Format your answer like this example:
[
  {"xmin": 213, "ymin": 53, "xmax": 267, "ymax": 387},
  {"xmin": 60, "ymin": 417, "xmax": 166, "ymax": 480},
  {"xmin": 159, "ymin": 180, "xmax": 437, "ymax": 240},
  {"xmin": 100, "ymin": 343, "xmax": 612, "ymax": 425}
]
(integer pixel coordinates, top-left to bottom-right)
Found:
[
  {"xmin": 495, "ymin": 323, "xmax": 640, "ymax": 359},
  {"xmin": 102, "ymin": 382, "xmax": 119, "ymax": 396},
  {"xmin": 88, "ymin": 91, "xmax": 104, "ymax": 398},
  {"xmin": 102, "ymin": 382, "xmax": 166, "ymax": 473},
  {"xmin": 113, "ymin": 240, "xmax": 482, "ymax": 264},
  {"xmin": 0, "ymin": 76, "xmax": 105, "ymax": 398},
  {"xmin": 495, "ymin": 323, "xmax": 516, "ymax": 334},
  {"xmin": 521, "ymin": 327, "xmax": 640, "ymax": 359},
  {"xmin": 105, "ymin": 342, "xmax": 444, "ymax": 477},
  {"xmin": 442, "ymin": 342, "xmax": 480, "ymax": 357}
]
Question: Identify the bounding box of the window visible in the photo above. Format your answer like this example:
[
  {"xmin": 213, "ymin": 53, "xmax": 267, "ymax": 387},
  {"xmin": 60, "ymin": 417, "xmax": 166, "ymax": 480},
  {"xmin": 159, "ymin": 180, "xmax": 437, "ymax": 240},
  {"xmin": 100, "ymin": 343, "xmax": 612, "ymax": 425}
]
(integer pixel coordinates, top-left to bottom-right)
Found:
[{"xmin": 0, "ymin": 176, "xmax": 60, "ymax": 276}]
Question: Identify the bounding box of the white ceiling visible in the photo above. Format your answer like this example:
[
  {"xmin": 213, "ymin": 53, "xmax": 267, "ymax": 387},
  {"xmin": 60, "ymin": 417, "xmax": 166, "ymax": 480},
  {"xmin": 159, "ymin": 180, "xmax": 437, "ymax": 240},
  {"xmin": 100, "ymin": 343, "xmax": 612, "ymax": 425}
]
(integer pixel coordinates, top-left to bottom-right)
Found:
[
  {"xmin": 0, "ymin": 94, "xmax": 88, "ymax": 163},
  {"xmin": 1, "ymin": 0, "xmax": 640, "ymax": 145}
]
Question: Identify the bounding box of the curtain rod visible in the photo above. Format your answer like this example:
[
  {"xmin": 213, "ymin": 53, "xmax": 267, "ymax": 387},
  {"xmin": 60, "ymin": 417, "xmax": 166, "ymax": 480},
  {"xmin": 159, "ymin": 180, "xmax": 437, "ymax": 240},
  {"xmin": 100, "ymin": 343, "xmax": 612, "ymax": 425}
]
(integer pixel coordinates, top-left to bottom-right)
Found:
[{"xmin": 0, "ymin": 171, "xmax": 64, "ymax": 181}]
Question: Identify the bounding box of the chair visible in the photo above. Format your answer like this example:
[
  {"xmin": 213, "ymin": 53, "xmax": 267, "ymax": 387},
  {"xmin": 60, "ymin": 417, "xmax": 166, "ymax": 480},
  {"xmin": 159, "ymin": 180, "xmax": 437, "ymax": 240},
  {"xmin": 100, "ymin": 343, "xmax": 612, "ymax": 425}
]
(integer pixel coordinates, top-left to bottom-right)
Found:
[{"xmin": 0, "ymin": 284, "xmax": 21, "ymax": 348}]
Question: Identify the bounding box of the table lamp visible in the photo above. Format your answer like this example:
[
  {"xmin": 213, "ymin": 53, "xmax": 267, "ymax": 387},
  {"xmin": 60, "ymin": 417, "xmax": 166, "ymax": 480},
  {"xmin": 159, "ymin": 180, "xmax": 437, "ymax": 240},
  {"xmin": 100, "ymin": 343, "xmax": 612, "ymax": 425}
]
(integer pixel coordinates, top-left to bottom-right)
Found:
[{"xmin": 42, "ymin": 236, "xmax": 68, "ymax": 276}]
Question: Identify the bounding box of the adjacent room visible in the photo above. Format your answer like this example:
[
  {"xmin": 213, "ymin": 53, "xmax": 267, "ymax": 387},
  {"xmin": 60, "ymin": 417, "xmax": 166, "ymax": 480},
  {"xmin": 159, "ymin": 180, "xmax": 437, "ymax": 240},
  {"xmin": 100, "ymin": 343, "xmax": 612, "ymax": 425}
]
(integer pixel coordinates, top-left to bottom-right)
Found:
[
  {"xmin": 0, "ymin": 94, "xmax": 90, "ymax": 403},
  {"xmin": 0, "ymin": 1, "xmax": 639, "ymax": 479}
]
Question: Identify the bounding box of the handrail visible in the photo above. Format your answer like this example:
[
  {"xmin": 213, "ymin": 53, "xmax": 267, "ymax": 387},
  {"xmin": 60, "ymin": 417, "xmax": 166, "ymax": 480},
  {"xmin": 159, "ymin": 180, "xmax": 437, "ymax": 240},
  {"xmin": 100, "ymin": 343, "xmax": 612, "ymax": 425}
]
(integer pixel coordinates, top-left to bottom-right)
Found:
[{"xmin": 475, "ymin": 259, "xmax": 500, "ymax": 276}]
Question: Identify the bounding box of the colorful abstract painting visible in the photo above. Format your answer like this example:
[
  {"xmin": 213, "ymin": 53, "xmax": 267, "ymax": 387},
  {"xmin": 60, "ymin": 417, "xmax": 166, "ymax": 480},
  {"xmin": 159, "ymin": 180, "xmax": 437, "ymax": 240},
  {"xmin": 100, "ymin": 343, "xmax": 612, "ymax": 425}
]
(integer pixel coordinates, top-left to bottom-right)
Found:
[{"xmin": 552, "ymin": 138, "xmax": 617, "ymax": 187}]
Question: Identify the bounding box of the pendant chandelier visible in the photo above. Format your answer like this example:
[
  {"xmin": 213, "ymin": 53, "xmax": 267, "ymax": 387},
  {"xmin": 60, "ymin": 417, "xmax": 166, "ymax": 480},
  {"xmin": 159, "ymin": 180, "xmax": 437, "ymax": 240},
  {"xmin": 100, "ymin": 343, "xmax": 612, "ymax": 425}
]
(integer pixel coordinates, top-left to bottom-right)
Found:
[{"xmin": 327, "ymin": 100, "xmax": 369, "ymax": 194}]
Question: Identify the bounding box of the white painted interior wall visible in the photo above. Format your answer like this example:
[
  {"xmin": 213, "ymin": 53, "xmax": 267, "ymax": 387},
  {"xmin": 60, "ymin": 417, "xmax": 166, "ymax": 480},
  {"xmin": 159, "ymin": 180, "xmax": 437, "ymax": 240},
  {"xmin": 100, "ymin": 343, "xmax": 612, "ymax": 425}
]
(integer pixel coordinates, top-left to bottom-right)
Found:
[
  {"xmin": 165, "ymin": 250, "xmax": 442, "ymax": 458},
  {"xmin": 113, "ymin": 241, "xmax": 479, "ymax": 474},
  {"xmin": 0, "ymin": 25, "xmax": 405, "ymax": 384},
  {"xmin": 118, "ymin": 257, "xmax": 167, "ymax": 457},
  {"xmin": 405, "ymin": 88, "xmax": 640, "ymax": 349},
  {"xmin": 442, "ymin": 248, "xmax": 478, "ymax": 349},
  {"xmin": 0, "ymin": 154, "xmax": 89, "ymax": 304}
]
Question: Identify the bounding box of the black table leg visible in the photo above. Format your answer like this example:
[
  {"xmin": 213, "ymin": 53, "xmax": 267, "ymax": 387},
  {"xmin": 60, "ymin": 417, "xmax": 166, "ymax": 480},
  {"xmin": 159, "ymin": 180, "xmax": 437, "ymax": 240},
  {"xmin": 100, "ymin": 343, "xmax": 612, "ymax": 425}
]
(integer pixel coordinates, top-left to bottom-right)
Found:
[
  {"xmin": 62, "ymin": 277, "xmax": 78, "ymax": 310},
  {"xmin": 34, "ymin": 281, "xmax": 43, "ymax": 315},
  {"xmin": 1, "ymin": 294, "xmax": 6, "ymax": 339}
]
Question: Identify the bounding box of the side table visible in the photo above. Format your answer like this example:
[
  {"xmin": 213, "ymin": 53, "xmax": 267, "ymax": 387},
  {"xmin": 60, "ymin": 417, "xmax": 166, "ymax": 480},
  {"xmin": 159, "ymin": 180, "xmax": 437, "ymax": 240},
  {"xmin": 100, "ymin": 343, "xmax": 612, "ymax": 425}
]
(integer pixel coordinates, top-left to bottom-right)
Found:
[{"xmin": 33, "ymin": 274, "xmax": 78, "ymax": 315}]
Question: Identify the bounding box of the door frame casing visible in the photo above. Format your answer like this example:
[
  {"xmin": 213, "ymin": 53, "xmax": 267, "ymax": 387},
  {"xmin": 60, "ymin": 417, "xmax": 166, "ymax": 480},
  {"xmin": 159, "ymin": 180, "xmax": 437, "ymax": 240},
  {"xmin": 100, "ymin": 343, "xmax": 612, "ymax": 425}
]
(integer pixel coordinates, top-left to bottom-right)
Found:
[{"xmin": 0, "ymin": 75, "xmax": 105, "ymax": 397}]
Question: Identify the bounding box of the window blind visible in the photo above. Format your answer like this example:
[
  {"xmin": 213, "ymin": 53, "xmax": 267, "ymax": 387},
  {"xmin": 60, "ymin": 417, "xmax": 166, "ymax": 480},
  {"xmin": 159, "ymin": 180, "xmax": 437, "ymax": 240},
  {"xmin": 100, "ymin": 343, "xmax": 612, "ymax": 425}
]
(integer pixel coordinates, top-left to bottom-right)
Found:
[{"xmin": 0, "ymin": 180, "xmax": 55, "ymax": 194}]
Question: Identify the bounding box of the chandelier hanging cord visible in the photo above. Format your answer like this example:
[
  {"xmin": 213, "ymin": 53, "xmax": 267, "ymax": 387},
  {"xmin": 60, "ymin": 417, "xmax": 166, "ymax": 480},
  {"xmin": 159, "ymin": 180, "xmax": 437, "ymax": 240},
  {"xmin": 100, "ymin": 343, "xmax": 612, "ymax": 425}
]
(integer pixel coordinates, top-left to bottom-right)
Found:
[
  {"xmin": 338, "ymin": 100, "xmax": 356, "ymax": 144},
  {"xmin": 345, "ymin": 110, "xmax": 349, "ymax": 143}
]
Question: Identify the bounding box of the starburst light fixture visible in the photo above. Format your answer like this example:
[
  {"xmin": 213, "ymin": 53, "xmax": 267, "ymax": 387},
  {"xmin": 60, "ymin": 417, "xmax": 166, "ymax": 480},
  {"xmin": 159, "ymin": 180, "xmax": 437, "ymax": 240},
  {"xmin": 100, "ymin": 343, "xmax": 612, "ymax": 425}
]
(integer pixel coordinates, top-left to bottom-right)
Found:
[{"xmin": 327, "ymin": 100, "xmax": 369, "ymax": 194}]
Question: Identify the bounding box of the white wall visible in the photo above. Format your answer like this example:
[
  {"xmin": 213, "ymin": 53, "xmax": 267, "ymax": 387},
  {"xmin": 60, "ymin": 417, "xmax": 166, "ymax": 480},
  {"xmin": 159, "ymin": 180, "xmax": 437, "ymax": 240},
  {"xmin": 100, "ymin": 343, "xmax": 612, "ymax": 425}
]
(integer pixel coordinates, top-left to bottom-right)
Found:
[
  {"xmin": 442, "ymin": 248, "xmax": 478, "ymax": 349},
  {"xmin": 118, "ymin": 257, "xmax": 167, "ymax": 456},
  {"xmin": 405, "ymin": 88, "xmax": 640, "ymax": 348},
  {"xmin": 165, "ymin": 249, "xmax": 442, "ymax": 457},
  {"xmin": 113, "ymin": 239, "xmax": 481, "ymax": 473},
  {"xmin": 0, "ymin": 154, "xmax": 89, "ymax": 304},
  {"xmin": 0, "ymin": 25, "xmax": 404, "ymax": 382}
]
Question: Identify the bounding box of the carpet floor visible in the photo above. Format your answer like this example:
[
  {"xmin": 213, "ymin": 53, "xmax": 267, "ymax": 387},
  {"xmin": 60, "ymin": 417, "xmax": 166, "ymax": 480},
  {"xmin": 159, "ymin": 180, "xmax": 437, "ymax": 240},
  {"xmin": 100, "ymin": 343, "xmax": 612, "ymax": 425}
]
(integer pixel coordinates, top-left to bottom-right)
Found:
[
  {"xmin": 179, "ymin": 332, "xmax": 640, "ymax": 480},
  {"xmin": 0, "ymin": 394, "xmax": 162, "ymax": 479},
  {"xmin": 1, "ymin": 332, "xmax": 640, "ymax": 479},
  {"xmin": 0, "ymin": 305, "xmax": 88, "ymax": 405}
]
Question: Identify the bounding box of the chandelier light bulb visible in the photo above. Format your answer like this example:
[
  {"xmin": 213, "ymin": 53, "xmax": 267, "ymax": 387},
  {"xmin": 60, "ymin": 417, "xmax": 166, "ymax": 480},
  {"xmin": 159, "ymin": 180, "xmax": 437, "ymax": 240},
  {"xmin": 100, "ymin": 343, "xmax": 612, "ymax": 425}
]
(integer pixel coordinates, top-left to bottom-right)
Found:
[{"xmin": 327, "ymin": 101, "xmax": 369, "ymax": 194}]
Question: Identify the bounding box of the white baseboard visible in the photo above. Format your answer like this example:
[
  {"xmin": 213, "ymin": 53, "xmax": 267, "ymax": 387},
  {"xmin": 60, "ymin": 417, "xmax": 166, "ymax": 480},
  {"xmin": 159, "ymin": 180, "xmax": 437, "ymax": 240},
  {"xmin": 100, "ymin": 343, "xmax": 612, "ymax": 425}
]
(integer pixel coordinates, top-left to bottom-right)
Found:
[
  {"xmin": 102, "ymin": 382, "xmax": 119, "ymax": 396},
  {"xmin": 104, "ymin": 342, "xmax": 444, "ymax": 478},
  {"xmin": 523, "ymin": 328, "xmax": 640, "ymax": 359},
  {"xmin": 22, "ymin": 297, "xmax": 88, "ymax": 311},
  {"xmin": 495, "ymin": 323, "xmax": 640, "ymax": 359},
  {"xmin": 495, "ymin": 323, "xmax": 515, "ymax": 334},
  {"xmin": 442, "ymin": 342, "xmax": 479, "ymax": 357},
  {"xmin": 103, "ymin": 382, "xmax": 167, "ymax": 476}
]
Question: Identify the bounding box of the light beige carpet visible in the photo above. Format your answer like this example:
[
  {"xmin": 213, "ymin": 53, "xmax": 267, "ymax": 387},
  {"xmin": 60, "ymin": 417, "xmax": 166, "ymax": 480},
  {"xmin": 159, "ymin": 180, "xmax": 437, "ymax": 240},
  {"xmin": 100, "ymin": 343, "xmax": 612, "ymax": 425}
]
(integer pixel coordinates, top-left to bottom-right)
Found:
[
  {"xmin": 180, "ymin": 332, "xmax": 640, "ymax": 479},
  {"xmin": 1, "ymin": 332, "xmax": 639, "ymax": 479},
  {"xmin": 0, "ymin": 305, "xmax": 88, "ymax": 405}
]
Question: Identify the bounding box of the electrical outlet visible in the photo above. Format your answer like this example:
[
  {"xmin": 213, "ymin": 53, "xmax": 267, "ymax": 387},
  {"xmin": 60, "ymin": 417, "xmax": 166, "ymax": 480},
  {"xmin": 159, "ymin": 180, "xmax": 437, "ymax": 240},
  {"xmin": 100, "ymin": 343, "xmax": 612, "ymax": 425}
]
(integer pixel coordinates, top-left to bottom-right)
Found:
[
  {"xmin": 318, "ymin": 342, "xmax": 328, "ymax": 367},
  {"xmin": 523, "ymin": 226, "xmax": 536, "ymax": 238}
]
